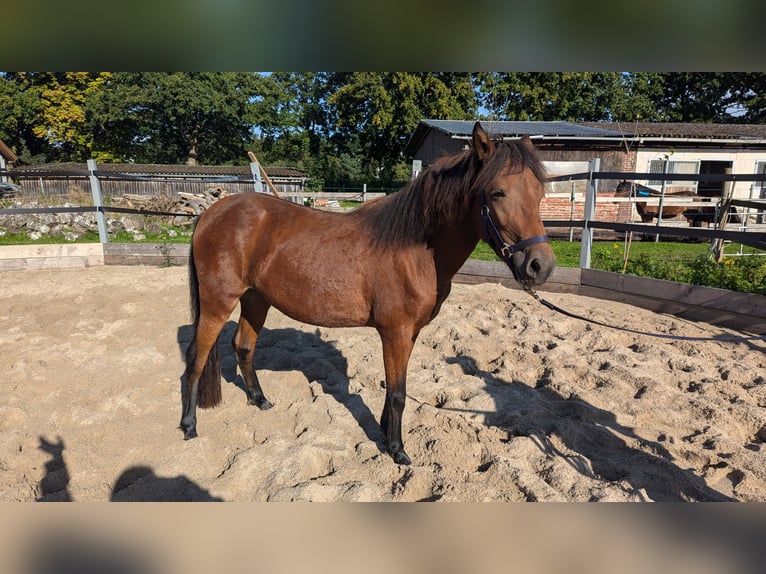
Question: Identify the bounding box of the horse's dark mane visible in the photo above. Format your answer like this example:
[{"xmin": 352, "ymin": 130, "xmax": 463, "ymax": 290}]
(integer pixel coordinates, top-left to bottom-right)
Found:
[{"xmin": 355, "ymin": 139, "xmax": 547, "ymax": 247}]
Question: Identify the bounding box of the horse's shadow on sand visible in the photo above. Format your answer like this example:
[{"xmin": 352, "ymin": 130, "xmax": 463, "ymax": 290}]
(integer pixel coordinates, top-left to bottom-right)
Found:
[
  {"xmin": 444, "ymin": 355, "xmax": 734, "ymax": 502},
  {"xmin": 177, "ymin": 321, "xmax": 387, "ymax": 454},
  {"xmin": 178, "ymin": 321, "xmax": 734, "ymax": 502}
]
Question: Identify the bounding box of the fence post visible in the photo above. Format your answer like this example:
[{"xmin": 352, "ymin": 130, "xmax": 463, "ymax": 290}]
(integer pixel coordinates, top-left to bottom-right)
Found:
[
  {"xmin": 87, "ymin": 159, "xmax": 108, "ymax": 244},
  {"xmin": 568, "ymin": 180, "xmax": 576, "ymax": 242},
  {"xmin": 249, "ymin": 160, "xmax": 264, "ymax": 193},
  {"xmin": 411, "ymin": 159, "xmax": 422, "ymax": 180},
  {"xmin": 655, "ymin": 159, "xmax": 669, "ymax": 242},
  {"xmin": 579, "ymin": 158, "xmax": 600, "ymax": 269},
  {"xmin": 711, "ymin": 167, "xmax": 735, "ymax": 263}
]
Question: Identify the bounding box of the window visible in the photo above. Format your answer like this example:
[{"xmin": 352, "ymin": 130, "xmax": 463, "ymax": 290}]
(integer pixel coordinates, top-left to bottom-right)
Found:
[
  {"xmin": 698, "ymin": 160, "xmax": 733, "ymax": 197},
  {"xmin": 647, "ymin": 159, "xmax": 699, "ymax": 188}
]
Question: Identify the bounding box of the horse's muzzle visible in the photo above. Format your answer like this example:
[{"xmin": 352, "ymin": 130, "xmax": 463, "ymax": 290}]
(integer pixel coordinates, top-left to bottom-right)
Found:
[{"xmin": 511, "ymin": 242, "xmax": 555, "ymax": 286}]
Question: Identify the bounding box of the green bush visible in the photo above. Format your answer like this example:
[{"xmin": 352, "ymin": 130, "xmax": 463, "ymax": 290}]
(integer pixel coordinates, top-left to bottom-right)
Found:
[
  {"xmin": 588, "ymin": 242, "xmax": 765, "ymax": 294},
  {"xmin": 689, "ymin": 255, "xmax": 766, "ymax": 295},
  {"xmin": 625, "ymin": 253, "xmax": 694, "ymax": 284}
]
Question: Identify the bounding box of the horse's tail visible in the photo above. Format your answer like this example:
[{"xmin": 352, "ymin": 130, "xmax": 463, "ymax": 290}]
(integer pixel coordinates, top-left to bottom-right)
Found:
[{"xmin": 186, "ymin": 234, "xmax": 222, "ymax": 409}]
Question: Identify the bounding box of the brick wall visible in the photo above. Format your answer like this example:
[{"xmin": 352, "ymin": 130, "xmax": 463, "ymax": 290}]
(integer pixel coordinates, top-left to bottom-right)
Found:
[{"xmin": 541, "ymin": 192, "xmax": 633, "ymax": 223}]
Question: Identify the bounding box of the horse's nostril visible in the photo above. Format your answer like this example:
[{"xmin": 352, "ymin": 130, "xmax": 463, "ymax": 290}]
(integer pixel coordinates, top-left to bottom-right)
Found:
[{"xmin": 530, "ymin": 258, "xmax": 542, "ymax": 274}]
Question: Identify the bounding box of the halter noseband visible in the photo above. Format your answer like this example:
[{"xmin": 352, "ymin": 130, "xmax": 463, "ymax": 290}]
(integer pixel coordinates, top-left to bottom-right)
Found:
[{"xmin": 480, "ymin": 192, "xmax": 549, "ymax": 271}]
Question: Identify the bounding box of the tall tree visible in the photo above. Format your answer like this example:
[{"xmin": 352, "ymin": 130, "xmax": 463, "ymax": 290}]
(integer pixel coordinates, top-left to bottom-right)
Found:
[
  {"xmin": 0, "ymin": 72, "xmax": 102, "ymax": 163},
  {"xmin": 254, "ymin": 72, "xmax": 335, "ymax": 169},
  {"xmin": 608, "ymin": 72, "xmax": 666, "ymax": 122},
  {"xmin": 3, "ymin": 71, "xmax": 763, "ymax": 182},
  {"xmin": 651, "ymin": 72, "xmax": 766, "ymax": 123},
  {"xmin": 650, "ymin": 73, "xmax": 741, "ymax": 122},
  {"xmin": 0, "ymin": 73, "xmax": 46, "ymax": 162},
  {"xmin": 478, "ymin": 72, "xmax": 623, "ymax": 121},
  {"xmin": 32, "ymin": 72, "xmax": 113, "ymax": 161},
  {"xmin": 90, "ymin": 72, "xmax": 262, "ymax": 164},
  {"xmin": 1, "ymin": 72, "xmax": 265, "ymax": 165},
  {"xmin": 328, "ymin": 72, "xmax": 477, "ymax": 181},
  {"xmin": 730, "ymin": 72, "xmax": 766, "ymax": 123}
]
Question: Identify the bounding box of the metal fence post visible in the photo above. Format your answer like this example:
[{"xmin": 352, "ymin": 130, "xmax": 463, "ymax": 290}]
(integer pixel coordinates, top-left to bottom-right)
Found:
[
  {"xmin": 411, "ymin": 159, "xmax": 422, "ymax": 180},
  {"xmin": 87, "ymin": 159, "xmax": 108, "ymax": 243},
  {"xmin": 569, "ymin": 180, "xmax": 576, "ymax": 242},
  {"xmin": 579, "ymin": 158, "xmax": 600, "ymax": 269},
  {"xmin": 655, "ymin": 159, "xmax": 669, "ymax": 242},
  {"xmin": 249, "ymin": 160, "xmax": 264, "ymax": 193}
]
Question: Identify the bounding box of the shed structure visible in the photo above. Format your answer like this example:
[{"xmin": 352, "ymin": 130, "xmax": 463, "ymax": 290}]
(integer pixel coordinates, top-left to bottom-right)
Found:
[
  {"xmin": 405, "ymin": 120, "xmax": 766, "ymax": 201},
  {"xmin": 8, "ymin": 162, "xmax": 309, "ymax": 203}
]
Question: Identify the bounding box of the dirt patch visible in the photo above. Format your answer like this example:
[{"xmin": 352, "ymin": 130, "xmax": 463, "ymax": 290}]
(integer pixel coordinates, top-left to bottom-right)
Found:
[{"xmin": 1, "ymin": 265, "xmax": 764, "ymax": 501}]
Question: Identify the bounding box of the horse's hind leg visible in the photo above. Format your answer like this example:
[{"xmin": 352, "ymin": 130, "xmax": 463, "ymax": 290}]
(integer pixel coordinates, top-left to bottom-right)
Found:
[
  {"xmin": 233, "ymin": 290, "xmax": 273, "ymax": 410},
  {"xmin": 180, "ymin": 311, "xmax": 230, "ymax": 439}
]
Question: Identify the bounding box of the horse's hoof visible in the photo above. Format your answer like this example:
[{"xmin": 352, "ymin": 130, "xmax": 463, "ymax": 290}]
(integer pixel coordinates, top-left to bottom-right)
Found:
[
  {"xmin": 390, "ymin": 450, "xmax": 412, "ymax": 466},
  {"xmin": 182, "ymin": 427, "xmax": 198, "ymax": 440},
  {"xmin": 248, "ymin": 397, "xmax": 273, "ymax": 410}
]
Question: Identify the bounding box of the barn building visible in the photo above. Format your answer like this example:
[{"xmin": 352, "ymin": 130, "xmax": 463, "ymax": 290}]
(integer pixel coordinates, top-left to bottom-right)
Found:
[{"xmin": 404, "ymin": 120, "xmax": 766, "ymax": 226}]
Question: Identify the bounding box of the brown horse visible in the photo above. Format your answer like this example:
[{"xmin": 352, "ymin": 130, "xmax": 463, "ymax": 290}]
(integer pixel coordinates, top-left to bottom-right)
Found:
[
  {"xmin": 180, "ymin": 122, "xmax": 555, "ymax": 465},
  {"xmin": 615, "ymin": 180, "xmax": 740, "ymax": 227}
]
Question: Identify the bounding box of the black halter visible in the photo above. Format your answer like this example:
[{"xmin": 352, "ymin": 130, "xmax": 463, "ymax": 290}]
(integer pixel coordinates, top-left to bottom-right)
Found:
[{"xmin": 480, "ymin": 192, "xmax": 549, "ymax": 271}]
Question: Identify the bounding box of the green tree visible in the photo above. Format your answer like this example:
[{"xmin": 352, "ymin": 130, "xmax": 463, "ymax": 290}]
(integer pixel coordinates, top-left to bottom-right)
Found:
[
  {"xmin": 477, "ymin": 72, "xmax": 624, "ymax": 121},
  {"xmin": 31, "ymin": 72, "xmax": 113, "ymax": 161},
  {"xmin": 4, "ymin": 70, "xmax": 762, "ymax": 184},
  {"xmin": 476, "ymin": 72, "xmax": 766, "ymax": 125},
  {"xmin": 0, "ymin": 73, "xmax": 45, "ymax": 162},
  {"xmin": 254, "ymin": 72, "xmax": 335, "ymax": 170},
  {"xmin": 650, "ymin": 73, "xmax": 741, "ymax": 122},
  {"xmin": 0, "ymin": 72, "xmax": 115, "ymax": 162},
  {"xmin": 0, "ymin": 72, "xmax": 86, "ymax": 163},
  {"xmin": 713, "ymin": 72, "xmax": 766, "ymax": 123},
  {"xmin": 1, "ymin": 72, "xmax": 265, "ymax": 165},
  {"xmin": 609, "ymin": 72, "xmax": 666, "ymax": 122},
  {"xmin": 328, "ymin": 72, "xmax": 477, "ymax": 181},
  {"xmin": 89, "ymin": 72, "xmax": 262, "ymax": 164}
]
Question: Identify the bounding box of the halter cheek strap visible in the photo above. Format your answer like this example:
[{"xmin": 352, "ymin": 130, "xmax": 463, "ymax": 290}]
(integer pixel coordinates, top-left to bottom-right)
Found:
[{"xmin": 480, "ymin": 193, "xmax": 549, "ymax": 269}]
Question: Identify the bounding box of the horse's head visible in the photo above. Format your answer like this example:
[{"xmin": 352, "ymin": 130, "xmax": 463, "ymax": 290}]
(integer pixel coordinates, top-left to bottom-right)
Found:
[{"xmin": 470, "ymin": 122, "xmax": 556, "ymax": 287}]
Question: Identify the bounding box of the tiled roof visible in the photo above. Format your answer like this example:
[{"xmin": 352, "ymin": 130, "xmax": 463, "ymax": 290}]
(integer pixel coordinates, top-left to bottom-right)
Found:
[
  {"xmin": 405, "ymin": 119, "xmax": 625, "ymax": 155},
  {"xmin": 421, "ymin": 119, "xmax": 626, "ymax": 138},
  {"xmin": 405, "ymin": 119, "xmax": 766, "ymax": 156},
  {"xmin": 580, "ymin": 122, "xmax": 766, "ymax": 139}
]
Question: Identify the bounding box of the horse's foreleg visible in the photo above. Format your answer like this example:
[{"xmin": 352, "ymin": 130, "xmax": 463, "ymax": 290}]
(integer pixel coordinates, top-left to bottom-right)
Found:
[
  {"xmin": 233, "ymin": 290, "xmax": 273, "ymax": 410},
  {"xmin": 379, "ymin": 327, "xmax": 418, "ymax": 465}
]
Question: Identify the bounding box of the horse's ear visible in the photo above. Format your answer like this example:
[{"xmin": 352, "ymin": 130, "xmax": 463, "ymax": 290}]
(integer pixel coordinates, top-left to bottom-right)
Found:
[
  {"xmin": 472, "ymin": 121, "xmax": 494, "ymax": 161},
  {"xmin": 519, "ymin": 134, "xmax": 534, "ymax": 149}
]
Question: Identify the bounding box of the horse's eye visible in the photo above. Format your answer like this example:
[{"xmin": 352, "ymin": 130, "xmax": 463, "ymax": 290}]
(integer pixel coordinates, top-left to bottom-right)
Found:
[{"xmin": 491, "ymin": 189, "xmax": 506, "ymax": 199}]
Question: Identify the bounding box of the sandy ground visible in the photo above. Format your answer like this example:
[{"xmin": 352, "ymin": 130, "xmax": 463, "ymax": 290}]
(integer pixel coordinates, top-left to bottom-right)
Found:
[{"xmin": 1, "ymin": 264, "xmax": 765, "ymax": 502}]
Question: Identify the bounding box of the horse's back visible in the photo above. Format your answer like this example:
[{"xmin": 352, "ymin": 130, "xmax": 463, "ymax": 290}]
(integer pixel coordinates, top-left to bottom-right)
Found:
[
  {"xmin": 193, "ymin": 193, "xmax": 392, "ymax": 327},
  {"xmin": 194, "ymin": 192, "xmax": 339, "ymax": 257},
  {"xmin": 196, "ymin": 191, "xmax": 304, "ymax": 230}
]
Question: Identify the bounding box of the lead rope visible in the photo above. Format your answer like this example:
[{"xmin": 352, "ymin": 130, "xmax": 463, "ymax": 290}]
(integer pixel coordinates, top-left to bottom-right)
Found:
[{"xmin": 522, "ymin": 286, "xmax": 766, "ymax": 342}]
